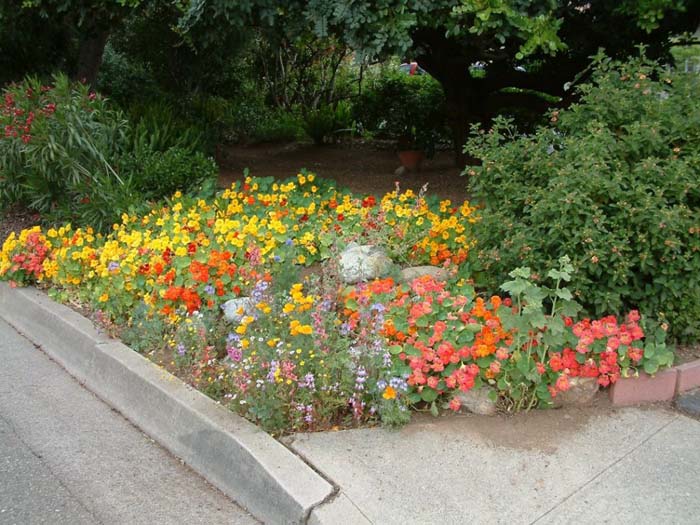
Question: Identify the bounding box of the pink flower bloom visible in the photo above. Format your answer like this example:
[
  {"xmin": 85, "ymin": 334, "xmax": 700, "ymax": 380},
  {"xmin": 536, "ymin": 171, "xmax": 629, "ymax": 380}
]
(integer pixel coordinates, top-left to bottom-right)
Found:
[
  {"xmin": 556, "ymin": 374, "xmax": 570, "ymax": 392},
  {"xmin": 496, "ymin": 347, "xmax": 509, "ymax": 360}
]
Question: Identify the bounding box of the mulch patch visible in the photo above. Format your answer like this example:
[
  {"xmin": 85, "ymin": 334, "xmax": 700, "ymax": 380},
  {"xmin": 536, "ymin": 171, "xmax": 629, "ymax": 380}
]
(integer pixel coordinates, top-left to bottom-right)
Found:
[{"xmin": 0, "ymin": 206, "xmax": 41, "ymax": 243}]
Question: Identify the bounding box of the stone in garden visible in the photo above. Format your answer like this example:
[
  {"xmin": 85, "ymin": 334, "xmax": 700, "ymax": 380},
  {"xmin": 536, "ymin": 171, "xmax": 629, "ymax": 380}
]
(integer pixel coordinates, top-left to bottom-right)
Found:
[
  {"xmin": 676, "ymin": 389, "xmax": 700, "ymax": 419},
  {"xmin": 553, "ymin": 376, "xmax": 599, "ymax": 407},
  {"xmin": 400, "ymin": 265, "xmax": 449, "ymax": 283},
  {"xmin": 339, "ymin": 243, "xmax": 393, "ymax": 284},
  {"xmin": 394, "ymin": 166, "xmax": 407, "ymax": 176},
  {"xmin": 221, "ymin": 297, "xmax": 253, "ymax": 323},
  {"xmin": 457, "ymin": 387, "xmax": 497, "ymax": 416}
]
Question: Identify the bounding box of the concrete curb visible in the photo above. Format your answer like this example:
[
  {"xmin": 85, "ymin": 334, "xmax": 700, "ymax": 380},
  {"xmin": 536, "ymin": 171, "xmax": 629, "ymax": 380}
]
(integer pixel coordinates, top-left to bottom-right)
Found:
[
  {"xmin": 0, "ymin": 283, "xmax": 342, "ymax": 524},
  {"xmin": 610, "ymin": 358, "xmax": 700, "ymax": 406}
]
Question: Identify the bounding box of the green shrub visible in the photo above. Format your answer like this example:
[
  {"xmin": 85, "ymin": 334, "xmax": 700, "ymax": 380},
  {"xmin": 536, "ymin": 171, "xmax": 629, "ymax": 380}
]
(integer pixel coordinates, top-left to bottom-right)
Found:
[
  {"xmin": 353, "ymin": 71, "xmax": 449, "ymax": 154},
  {"xmin": 302, "ymin": 102, "xmax": 353, "ymax": 145},
  {"xmin": 96, "ymin": 44, "xmax": 160, "ymax": 106},
  {"xmin": 128, "ymin": 100, "xmax": 210, "ymax": 155},
  {"xmin": 464, "ymin": 53, "xmax": 700, "ymax": 342},
  {"xmin": 132, "ymin": 147, "xmax": 218, "ymax": 200},
  {"xmin": 0, "ymin": 74, "xmax": 138, "ymax": 231},
  {"xmin": 252, "ymin": 109, "xmax": 305, "ymax": 143}
]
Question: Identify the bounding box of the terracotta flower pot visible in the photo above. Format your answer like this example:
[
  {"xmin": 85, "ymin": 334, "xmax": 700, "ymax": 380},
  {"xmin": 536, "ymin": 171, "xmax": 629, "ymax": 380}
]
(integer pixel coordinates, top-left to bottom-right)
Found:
[{"xmin": 397, "ymin": 149, "xmax": 425, "ymax": 172}]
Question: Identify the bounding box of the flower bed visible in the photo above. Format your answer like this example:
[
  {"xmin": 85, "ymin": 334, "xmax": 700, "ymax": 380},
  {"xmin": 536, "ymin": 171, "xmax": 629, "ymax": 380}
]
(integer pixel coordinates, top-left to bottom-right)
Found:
[{"xmin": 0, "ymin": 174, "xmax": 674, "ymax": 434}]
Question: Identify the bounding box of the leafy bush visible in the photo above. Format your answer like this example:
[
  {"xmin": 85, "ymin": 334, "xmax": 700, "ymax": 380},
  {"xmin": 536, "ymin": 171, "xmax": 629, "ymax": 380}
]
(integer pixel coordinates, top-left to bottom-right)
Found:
[
  {"xmin": 0, "ymin": 74, "xmax": 138, "ymax": 231},
  {"xmin": 96, "ymin": 44, "xmax": 161, "ymax": 106},
  {"xmin": 128, "ymin": 100, "xmax": 209, "ymax": 155},
  {"xmin": 464, "ymin": 53, "xmax": 700, "ymax": 342},
  {"xmin": 353, "ymin": 71, "xmax": 449, "ymax": 154},
  {"xmin": 302, "ymin": 102, "xmax": 353, "ymax": 145},
  {"xmin": 227, "ymin": 100, "xmax": 305, "ymax": 144},
  {"xmin": 133, "ymin": 147, "xmax": 218, "ymax": 200}
]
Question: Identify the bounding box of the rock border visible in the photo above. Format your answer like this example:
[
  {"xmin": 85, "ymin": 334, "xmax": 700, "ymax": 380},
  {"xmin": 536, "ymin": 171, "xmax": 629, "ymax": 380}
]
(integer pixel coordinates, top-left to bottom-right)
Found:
[
  {"xmin": 609, "ymin": 359, "xmax": 700, "ymax": 406},
  {"xmin": 0, "ymin": 283, "xmax": 370, "ymax": 525}
]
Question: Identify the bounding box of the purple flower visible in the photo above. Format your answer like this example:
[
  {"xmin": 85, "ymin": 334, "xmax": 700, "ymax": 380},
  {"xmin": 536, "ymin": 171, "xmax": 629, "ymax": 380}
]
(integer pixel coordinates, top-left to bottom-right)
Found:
[
  {"xmin": 355, "ymin": 366, "xmax": 367, "ymax": 391},
  {"xmin": 266, "ymin": 360, "xmax": 279, "ymax": 383},
  {"xmin": 299, "ymin": 373, "xmax": 316, "ymax": 391},
  {"xmin": 227, "ymin": 346, "xmax": 243, "ymax": 362},
  {"xmin": 176, "ymin": 343, "xmax": 186, "ymax": 356},
  {"xmin": 108, "ymin": 261, "xmax": 119, "ymax": 272},
  {"xmin": 204, "ymin": 284, "xmax": 215, "ymax": 295}
]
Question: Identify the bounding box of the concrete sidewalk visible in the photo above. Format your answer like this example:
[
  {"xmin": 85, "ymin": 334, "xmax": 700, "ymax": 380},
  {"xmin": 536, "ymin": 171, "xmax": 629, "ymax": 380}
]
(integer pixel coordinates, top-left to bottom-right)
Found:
[
  {"xmin": 289, "ymin": 402, "xmax": 700, "ymax": 524},
  {"xmin": 0, "ymin": 318, "xmax": 257, "ymax": 525}
]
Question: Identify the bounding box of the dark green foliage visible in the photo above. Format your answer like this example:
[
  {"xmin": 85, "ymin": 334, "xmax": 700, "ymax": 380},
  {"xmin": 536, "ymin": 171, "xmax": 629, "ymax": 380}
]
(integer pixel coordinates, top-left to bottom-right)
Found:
[
  {"xmin": 0, "ymin": 74, "xmax": 138, "ymax": 231},
  {"xmin": 302, "ymin": 102, "xmax": 353, "ymax": 145},
  {"xmin": 133, "ymin": 147, "xmax": 218, "ymax": 201},
  {"xmin": 353, "ymin": 71, "xmax": 449, "ymax": 155},
  {"xmin": 465, "ymin": 54, "xmax": 700, "ymax": 341},
  {"xmin": 128, "ymin": 100, "xmax": 209, "ymax": 154},
  {"xmin": 96, "ymin": 43, "xmax": 160, "ymax": 104}
]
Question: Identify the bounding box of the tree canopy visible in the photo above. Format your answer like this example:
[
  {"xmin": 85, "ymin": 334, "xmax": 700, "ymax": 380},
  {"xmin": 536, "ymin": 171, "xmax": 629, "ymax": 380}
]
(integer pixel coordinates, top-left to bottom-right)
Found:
[{"xmin": 181, "ymin": 0, "xmax": 700, "ymax": 160}]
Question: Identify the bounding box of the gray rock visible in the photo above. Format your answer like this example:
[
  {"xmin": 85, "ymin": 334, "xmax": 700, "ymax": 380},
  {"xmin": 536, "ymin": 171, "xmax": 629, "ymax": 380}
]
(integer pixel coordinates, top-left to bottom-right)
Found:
[
  {"xmin": 394, "ymin": 166, "xmax": 407, "ymax": 176},
  {"xmin": 457, "ymin": 387, "xmax": 497, "ymax": 416},
  {"xmin": 553, "ymin": 376, "xmax": 599, "ymax": 407},
  {"xmin": 400, "ymin": 266, "xmax": 449, "ymax": 283},
  {"xmin": 221, "ymin": 297, "xmax": 254, "ymax": 323},
  {"xmin": 339, "ymin": 243, "xmax": 393, "ymax": 284}
]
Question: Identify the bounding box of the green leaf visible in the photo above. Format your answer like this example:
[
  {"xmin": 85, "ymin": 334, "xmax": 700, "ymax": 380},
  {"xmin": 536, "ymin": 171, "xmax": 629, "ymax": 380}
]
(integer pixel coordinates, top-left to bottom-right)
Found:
[
  {"xmin": 408, "ymin": 392, "xmax": 422, "ymax": 404},
  {"xmin": 643, "ymin": 359, "xmax": 659, "ymax": 375},
  {"xmin": 420, "ymin": 388, "xmax": 439, "ymax": 403},
  {"xmin": 388, "ymin": 344, "xmax": 403, "ymax": 355},
  {"xmin": 555, "ymin": 288, "xmax": 573, "ymax": 301},
  {"xmin": 415, "ymin": 316, "xmax": 429, "ymax": 328}
]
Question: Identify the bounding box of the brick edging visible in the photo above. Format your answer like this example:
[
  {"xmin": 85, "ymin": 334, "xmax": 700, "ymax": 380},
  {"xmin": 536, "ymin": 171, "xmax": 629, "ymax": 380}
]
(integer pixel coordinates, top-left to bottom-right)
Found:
[{"xmin": 609, "ymin": 358, "xmax": 700, "ymax": 406}]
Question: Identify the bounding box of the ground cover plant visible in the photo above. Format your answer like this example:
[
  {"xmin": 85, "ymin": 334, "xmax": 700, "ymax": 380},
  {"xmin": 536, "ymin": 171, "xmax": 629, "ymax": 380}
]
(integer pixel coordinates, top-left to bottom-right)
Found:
[
  {"xmin": 465, "ymin": 54, "xmax": 700, "ymax": 343},
  {"xmin": 0, "ymin": 173, "xmax": 672, "ymax": 434}
]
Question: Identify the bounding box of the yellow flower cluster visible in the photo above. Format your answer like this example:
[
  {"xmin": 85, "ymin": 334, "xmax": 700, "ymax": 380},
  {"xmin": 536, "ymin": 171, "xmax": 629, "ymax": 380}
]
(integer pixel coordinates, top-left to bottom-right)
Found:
[{"xmin": 0, "ymin": 174, "xmax": 478, "ymax": 321}]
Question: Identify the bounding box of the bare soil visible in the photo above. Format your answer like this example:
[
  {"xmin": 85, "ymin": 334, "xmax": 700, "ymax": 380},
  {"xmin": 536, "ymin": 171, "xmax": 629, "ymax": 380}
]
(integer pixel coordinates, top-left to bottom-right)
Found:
[
  {"xmin": 0, "ymin": 206, "xmax": 41, "ymax": 242},
  {"xmin": 675, "ymin": 343, "xmax": 700, "ymax": 365},
  {"xmin": 217, "ymin": 141, "xmax": 468, "ymax": 204}
]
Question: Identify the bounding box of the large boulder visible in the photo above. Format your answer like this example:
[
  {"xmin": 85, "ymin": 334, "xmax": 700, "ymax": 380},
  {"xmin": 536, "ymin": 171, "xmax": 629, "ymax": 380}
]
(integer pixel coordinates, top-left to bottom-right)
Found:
[
  {"xmin": 221, "ymin": 297, "xmax": 254, "ymax": 323},
  {"xmin": 339, "ymin": 243, "xmax": 393, "ymax": 284},
  {"xmin": 457, "ymin": 387, "xmax": 498, "ymax": 416},
  {"xmin": 400, "ymin": 265, "xmax": 449, "ymax": 283},
  {"xmin": 553, "ymin": 376, "xmax": 599, "ymax": 407}
]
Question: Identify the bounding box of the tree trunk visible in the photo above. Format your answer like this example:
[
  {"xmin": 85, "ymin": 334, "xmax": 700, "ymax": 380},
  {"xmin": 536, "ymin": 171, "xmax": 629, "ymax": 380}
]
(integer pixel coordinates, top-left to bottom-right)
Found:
[
  {"xmin": 75, "ymin": 28, "xmax": 110, "ymax": 86},
  {"xmin": 417, "ymin": 55, "xmax": 481, "ymax": 167}
]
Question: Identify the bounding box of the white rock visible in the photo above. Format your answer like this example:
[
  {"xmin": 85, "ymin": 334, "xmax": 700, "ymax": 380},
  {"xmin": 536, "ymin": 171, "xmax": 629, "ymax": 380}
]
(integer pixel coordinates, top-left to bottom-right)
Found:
[
  {"xmin": 339, "ymin": 243, "xmax": 393, "ymax": 284},
  {"xmin": 221, "ymin": 297, "xmax": 254, "ymax": 323},
  {"xmin": 457, "ymin": 387, "xmax": 497, "ymax": 416},
  {"xmin": 400, "ymin": 265, "xmax": 449, "ymax": 283}
]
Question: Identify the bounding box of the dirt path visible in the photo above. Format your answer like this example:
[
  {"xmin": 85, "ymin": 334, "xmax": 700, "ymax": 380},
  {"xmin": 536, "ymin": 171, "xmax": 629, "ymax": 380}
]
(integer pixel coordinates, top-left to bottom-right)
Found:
[{"xmin": 218, "ymin": 142, "xmax": 468, "ymax": 204}]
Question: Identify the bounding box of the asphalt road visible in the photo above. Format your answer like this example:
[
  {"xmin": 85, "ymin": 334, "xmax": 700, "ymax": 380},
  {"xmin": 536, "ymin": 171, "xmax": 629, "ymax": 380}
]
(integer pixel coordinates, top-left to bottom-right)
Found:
[{"xmin": 0, "ymin": 318, "xmax": 258, "ymax": 525}]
